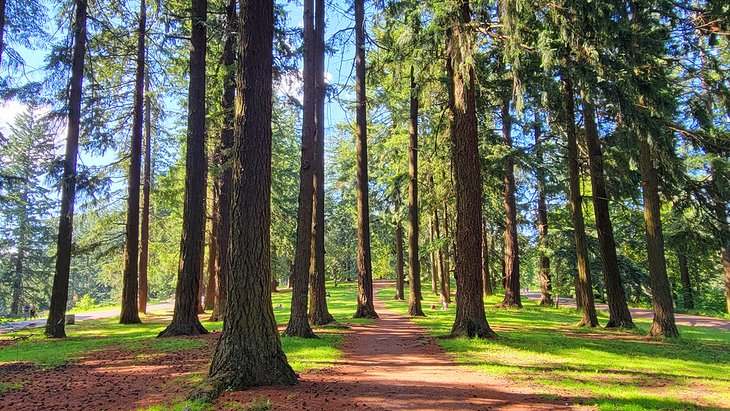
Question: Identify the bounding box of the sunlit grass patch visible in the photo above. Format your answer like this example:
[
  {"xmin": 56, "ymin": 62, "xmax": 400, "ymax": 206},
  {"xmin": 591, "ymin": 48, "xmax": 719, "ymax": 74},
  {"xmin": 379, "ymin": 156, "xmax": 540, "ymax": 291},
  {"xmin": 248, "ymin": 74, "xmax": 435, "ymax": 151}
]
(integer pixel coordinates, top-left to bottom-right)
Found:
[{"xmin": 380, "ymin": 284, "xmax": 730, "ymax": 410}]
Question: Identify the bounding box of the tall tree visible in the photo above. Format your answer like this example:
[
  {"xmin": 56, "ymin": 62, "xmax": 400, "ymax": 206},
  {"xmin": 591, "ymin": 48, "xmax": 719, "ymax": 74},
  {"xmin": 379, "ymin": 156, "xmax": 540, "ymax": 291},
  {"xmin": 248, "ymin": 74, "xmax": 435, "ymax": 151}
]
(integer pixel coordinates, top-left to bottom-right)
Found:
[
  {"xmin": 481, "ymin": 218, "xmax": 493, "ymax": 298},
  {"xmin": 284, "ymin": 0, "xmax": 317, "ymax": 338},
  {"xmin": 0, "ymin": 107, "xmax": 55, "ymax": 317},
  {"xmin": 158, "ymin": 0, "xmax": 208, "ymax": 337},
  {"xmin": 581, "ymin": 93, "xmax": 634, "ymax": 328},
  {"xmin": 394, "ymin": 220, "xmax": 405, "ymax": 300},
  {"xmin": 407, "ymin": 65, "xmax": 424, "ymax": 316},
  {"xmin": 45, "ymin": 0, "xmax": 88, "ymax": 338},
  {"xmin": 446, "ymin": 0, "xmax": 496, "ymax": 339},
  {"xmin": 499, "ymin": 99, "xmax": 521, "ymax": 308},
  {"xmin": 209, "ymin": 0, "xmax": 236, "ymax": 323},
  {"xmin": 534, "ymin": 114, "xmax": 551, "ymax": 306},
  {"xmin": 440, "ymin": 200, "xmax": 451, "ymax": 304},
  {"xmin": 308, "ymin": 0, "xmax": 334, "ymax": 326},
  {"xmin": 204, "ymin": 184, "xmax": 217, "ymax": 311},
  {"xmin": 120, "ymin": 0, "xmax": 147, "ymax": 325},
  {"xmin": 353, "ymin": 0, "xmax": 378, "ymax": 319},
  {"xmin": 206, "ymin": 0, "xmax": 297, "ymax": 393},
  {"xmin": 429, "ymin": 216, "xmax": 438, "ymax": 295},
  {"xmin": 561, "ymin": 72, "xmax": 598, "ymax": 327},
  {"xmin": 138, "ymin": 72, "xmax": 152, "ymax": 314}
]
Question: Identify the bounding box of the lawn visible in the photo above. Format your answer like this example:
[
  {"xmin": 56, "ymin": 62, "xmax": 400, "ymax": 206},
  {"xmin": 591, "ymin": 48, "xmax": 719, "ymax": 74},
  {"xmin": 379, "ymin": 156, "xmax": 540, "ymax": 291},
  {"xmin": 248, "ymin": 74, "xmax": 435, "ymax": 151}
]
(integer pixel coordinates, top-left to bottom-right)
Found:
[
  {"xmin": 0, "ymin": 282, "xmax": 364, "ymax": 370},
  {"xmin": 379, "ymin": 285, "xmax": 730, "ymax": 411}
]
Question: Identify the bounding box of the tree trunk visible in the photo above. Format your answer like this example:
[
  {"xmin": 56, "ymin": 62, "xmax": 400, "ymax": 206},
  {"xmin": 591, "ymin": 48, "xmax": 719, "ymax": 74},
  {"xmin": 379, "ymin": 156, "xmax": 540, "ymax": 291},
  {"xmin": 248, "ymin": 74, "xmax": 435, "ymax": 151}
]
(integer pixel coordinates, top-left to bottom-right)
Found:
[
  {"xmin": 677, "ymin": 251, "xmax": 693, "ymax": 309},
  {"xmin": 582, "ymin": 95, "xmax": 633, "ymax": 328},
  {"xmin": 353, "ymin": 0, "xmax": 377, "ymax": 319},
  {"xmin": 723, "ymin": 247, "xmax": 730, "ymax": 314},
  {"xmin": 561, "ymin": 73, "xmax": 598, "ymax": 327},
  {"xmin": 429, "ymin": 216, "xmax": 438, "ymax": 295},
  {"xmin": 534, "ymin": 113, "xmax": 552, "ymax": 306},
  {"xmin": 11, "ymin": 242, "xmax": 24, "ymax": 317},
  {"xmin": 499, "ymin": 100, "xmax": 521, "ymax": 308},
  {"xmin": 446, "ymin": 0, "xmax": 496, "ymax": 339},
  {"xmin": 284, "ymin": 0, "xmax": 317, "ymax": 338},
  {"xmin": 637, "ymin": 131, "xmax": 678, "ymax": 337},
  {"xmin": 441, "ymin": 200, "xmax": 452, "ymax": 303},
  {"xmin": 46, "ymin": 0, "xmax": 88, "ymax": 339},
  {"xmin": 206, "ymin": 0, "xmax": 297, "ymax": 394},
  {"xmin": 433, "ymin": 209, "xmax": 445, "ymax": 298},
  {"xmin": 308, "ymin": 0, "xmax": 334, "ymax": 326},
  {"xmin": 158, "ymin": 0, "xmax": 208, "ymax": 337},
  {"xmin": 204, "ymin": 186, "xmax": 218, "ymax": 311},
  {"xmin": 394, "ymin": 223, "xmax": 405, "ymax": 300},
  {"xmin": 481, "ymin": 219, "xmax": 493, "ymax": 298},
  {"xmin": 120, "ymin": 0, "xmax": 146, "ymax": 325},
  {"xmin": 407, "ymin": 64, "xmax": 424, "ymax": 316},
  {"xmin": 209, "ymin": 0, "xmax": 236, "ymax": 323},
  {"xmin": 138, "ymin": 69, "xmax": 152, "ymax": 315}
]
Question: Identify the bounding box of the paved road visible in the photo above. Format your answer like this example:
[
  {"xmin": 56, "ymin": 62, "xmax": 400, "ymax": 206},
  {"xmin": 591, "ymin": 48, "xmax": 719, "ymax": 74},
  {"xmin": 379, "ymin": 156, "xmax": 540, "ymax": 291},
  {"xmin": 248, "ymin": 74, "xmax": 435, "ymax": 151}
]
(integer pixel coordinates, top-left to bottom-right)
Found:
[
  {"xmin": 523, "ymin": 291, "xmax": 730, "ymax": 331},
  {"xmin": 0, "ymin": 301, "xmax": 175, "ymax": 334}
]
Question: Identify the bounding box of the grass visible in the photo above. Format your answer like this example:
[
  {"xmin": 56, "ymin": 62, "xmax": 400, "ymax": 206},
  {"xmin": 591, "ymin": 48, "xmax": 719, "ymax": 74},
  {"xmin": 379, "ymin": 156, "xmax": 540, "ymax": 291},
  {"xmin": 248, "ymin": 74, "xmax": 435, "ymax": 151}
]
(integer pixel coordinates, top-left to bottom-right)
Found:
[
  {"xmin": 0, "ymin": 381, "xmax": 24, "ymax": 394},
  {"xmin": 379, "ymin": 285, "xmax": 730, "ymax": 411}
]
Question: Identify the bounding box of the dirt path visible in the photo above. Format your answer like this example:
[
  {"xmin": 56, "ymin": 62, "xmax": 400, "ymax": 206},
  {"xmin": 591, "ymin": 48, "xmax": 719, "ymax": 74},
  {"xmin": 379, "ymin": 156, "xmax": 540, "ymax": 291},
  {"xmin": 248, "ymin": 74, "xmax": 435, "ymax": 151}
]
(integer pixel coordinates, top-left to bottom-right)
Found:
[
  {"xmin": 221, "ymin": 284, "xmax": 583, "ymax": 410},
  {"xmin": 523, "ymin": 292, "xmax": 730, "ymax": 331}
]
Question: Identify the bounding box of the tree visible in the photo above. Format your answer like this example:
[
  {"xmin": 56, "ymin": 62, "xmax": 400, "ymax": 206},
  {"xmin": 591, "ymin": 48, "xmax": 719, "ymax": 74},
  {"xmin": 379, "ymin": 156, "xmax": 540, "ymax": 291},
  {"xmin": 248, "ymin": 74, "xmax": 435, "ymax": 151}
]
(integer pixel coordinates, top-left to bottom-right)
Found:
[
  {"xmin": 158, "ymin": 0, "xmax": 208, "ymax": 337},
  {"xmin": 498, "ymin": 99, "xmax": 521, "ymax": 308},
  {"xmin": 0, "ymin": 107, "xmax": 55, "ymax": 317},
  {"xmin": 561, "ymin": 72, "xmax": 598, "ymax": 327},
  {"xmin": 45, "ymin": 0, "xmax": 88, "ymax": 339},
  {"xmin": 284, "ymin": 0, "xmax": 317, "ymax": 338},
  {"xmin": 308, "ymin": 0, "xmax": 334, "ymax": 326},
  {"xmin": 138, "ymin": 72, "xmax": 152, "ymax": 314},
  {"xmin": 446, "ymin": 0, "xmax": 496, "ymax": 339},
  {"xmin": 581, "ymin": 93, "xmax": 634, "ymax": 328},
  {"xmin": 481, "ymin": 218, "xmax": 493, "ymax": 298},
  {"xmin": 204, "ymin": 184, "xmax": 217, "ymax": 311},
  {"xmin": 205, "ymin": 0, "xmax": 297, "ymax": 393},
  {"xmin": 394, "ymin": 219, "xmax": 405, "ymax": 300},
  {"xmin": 534, "ymin": 113, "xmax": 551, "ymax": 306},
  {"xmin": 209, "ymin": 0, "xmax": 236, "ymax": 323},
  {"xmin": 353, "ymin": 0, "xmax": 378, "ymax": 319},
  {"xmin": 407, "ymin": 64, "xmax": 424, "ymax": 316},
  {"xmin": 120, "ymin": 0, "xmax": 147, "ymax": 325}
]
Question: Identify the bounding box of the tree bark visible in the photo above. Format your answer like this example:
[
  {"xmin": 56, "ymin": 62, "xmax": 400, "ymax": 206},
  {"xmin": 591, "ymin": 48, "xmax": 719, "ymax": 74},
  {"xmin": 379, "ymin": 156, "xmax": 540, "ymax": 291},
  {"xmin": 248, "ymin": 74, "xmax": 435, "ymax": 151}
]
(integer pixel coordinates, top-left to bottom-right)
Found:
[
  {"xmin": 433, "ymin": 209, "xmax": 445, "ymax": 299},
  {"xmin": 284, "ymin": 0, "xmax": 317, "ymax": 338},
  {"xmin": 308, "ymin": 0, "xmax": 334, "ymax": 326},
  {"xmin": 582, "ymin": 95, "xmax": 634, "ymax": 328},
  {"xmin": 205, "ymin": 0, "xmax": 297, "ymax": 393},
  {"xmin": 394, "ymin": 223, "xmax": 405, "ymax": 300},
  {"xmin": 204, "ymin": 185, "xmax": 218, "ymax": 311},
  {"xmin": 441, "ymin": 200, "xmax": 452, "ymax": 303},
  {"xmin": 138, "ymin": 68, "xmax": 152, "ymax": 315},
  {"xmin": 158, "ymin": 0, "xmax": 208, "ymax": 337},
  {"xmin": 677, "ymin": 251, "xmax": 693, "ymax": 309},
  {"xmin": 209, "ymin": 0, "xmax": 236, "ymax": 323},
  {"xmin": 120, "ymin": 0, "xmax": 146, "ymax": 325},
  {"xmin": 534, "ymin": 113, "xmax": 552, "ymax": 306},
  {"xmin": 407, "ymin": 64, "xmax": 424, "ymax": 316},
  {"xmin": 446, "ymin": 0, "xmax": 496, "ymax": 339},
  {"xmin": 429, "ymin": 216, "xmax": 438, "ymax": 295},
  {"xmin": 637, "ymin": 130, "xmax": 678, "ymax": 337},
  {"xmin": 561, "ymin": 73, "xmax": 598, "ymax": 327},
  {"xmin": 46, "ymin": 0, "xmax": 88, "ymax": 339},
  {"xmin": 353, "ymin": 0, "xmax": 377, "ymax": 319},
  {"xmin": 499, "ymin": 100, "xmax": 521, "ymax": 308},
  {"xmin": 481, "ymin": 218, "xmax": 493, "ymax": 298}
]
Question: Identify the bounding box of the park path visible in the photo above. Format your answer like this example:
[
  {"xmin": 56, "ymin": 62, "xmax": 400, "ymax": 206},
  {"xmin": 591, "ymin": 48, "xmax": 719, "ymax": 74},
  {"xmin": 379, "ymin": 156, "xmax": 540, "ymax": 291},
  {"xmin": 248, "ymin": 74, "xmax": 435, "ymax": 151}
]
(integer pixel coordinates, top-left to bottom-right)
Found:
[
  {"xmin": 0, "ymin": 301, "xmax": 175, "ymax": 334},
  {"xmin": 523, "ymin": 292, "xmax": 730, "ymax": 331},
  {"xmin": 221, "ymin": 282, "xmax": 585, "ymax": 410}
]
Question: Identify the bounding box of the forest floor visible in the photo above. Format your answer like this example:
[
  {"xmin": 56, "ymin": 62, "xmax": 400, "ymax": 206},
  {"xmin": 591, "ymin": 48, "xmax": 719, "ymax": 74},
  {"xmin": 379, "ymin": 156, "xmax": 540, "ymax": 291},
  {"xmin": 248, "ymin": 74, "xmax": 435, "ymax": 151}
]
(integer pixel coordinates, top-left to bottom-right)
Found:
[{"xmin": 0, "ymin": 282, "xmax": 728, "ymax": 410}]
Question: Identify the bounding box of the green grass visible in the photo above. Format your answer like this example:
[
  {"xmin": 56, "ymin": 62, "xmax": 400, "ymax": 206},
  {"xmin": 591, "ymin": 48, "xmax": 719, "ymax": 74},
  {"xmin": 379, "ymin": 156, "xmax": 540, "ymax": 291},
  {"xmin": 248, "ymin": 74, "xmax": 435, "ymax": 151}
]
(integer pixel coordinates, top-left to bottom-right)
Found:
[
  {"xmin": 0, "ymin": 282, "xmax": 361, "ymax": 369},
  {"xmin": 380, "ymin": 285, "xmax": 730, "ymax": 411},
  {"xmin": 0, "ymin": 381, "xmax": 25, "ymax": 394}
]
